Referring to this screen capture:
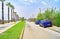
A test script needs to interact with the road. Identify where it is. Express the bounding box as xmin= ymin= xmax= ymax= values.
xmin=22 ymin=21 xmax=60 ymax=39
